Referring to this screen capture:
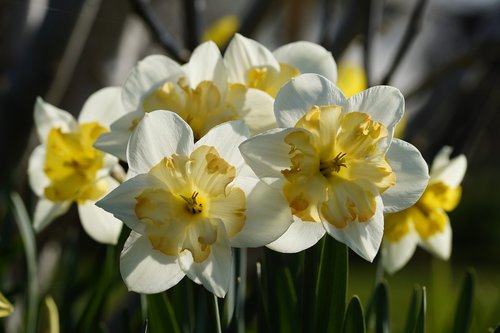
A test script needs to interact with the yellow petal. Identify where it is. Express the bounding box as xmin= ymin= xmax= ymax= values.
xmin=384 ymin=209 xmax=412 ymax=242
